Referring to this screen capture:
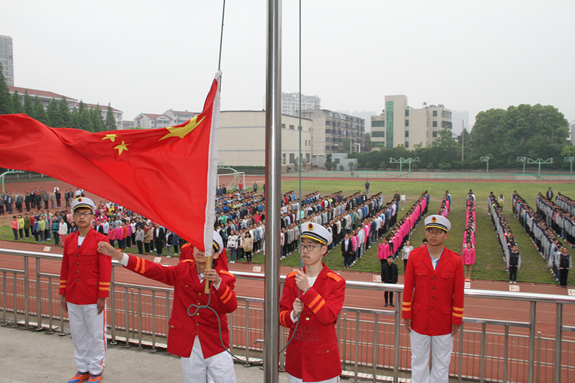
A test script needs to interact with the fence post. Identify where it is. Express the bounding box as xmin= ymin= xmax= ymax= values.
xmin=354 ymin=311 xmax=360 ymax=382
xmin=372 ymin=314 xmax=378 ymax=383
xmin=528 ymin=301 xmax=537 ymax=383
xmin=458 ymin=323 xmax=464 ymax=383
xmin=36 ymin=257 xmax=42 ymax=331
xmin=555 ymin=303 xmax=562 ymax=383
xmin=503 ymin=325 xmax=509 ymax=383
xmin=24 ymin=256 xmax=30 ymax=328
xmin=110 ymin=267 xmax=116 ymax=345
xmin=394 ymin=292 xmax=401 ymax=383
